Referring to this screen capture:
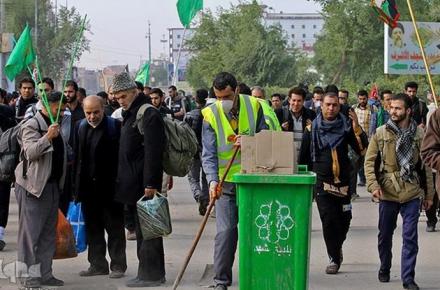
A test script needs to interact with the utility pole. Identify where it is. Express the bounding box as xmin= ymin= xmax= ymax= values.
xmin=34 ymin=0 xmax=38 ymax=46
xmin=148 ymin=20 xmax=151 ymax=64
